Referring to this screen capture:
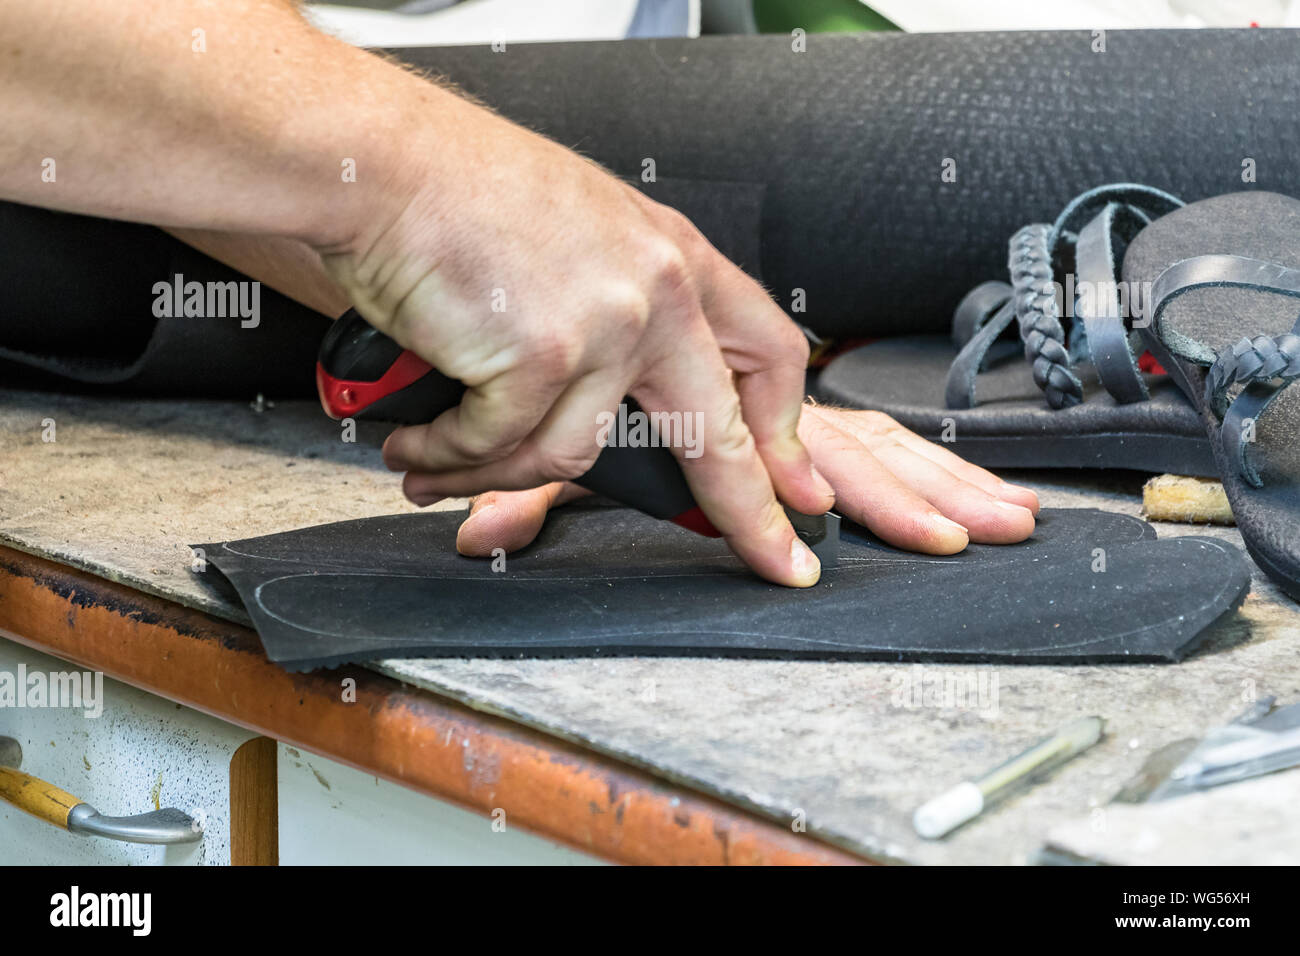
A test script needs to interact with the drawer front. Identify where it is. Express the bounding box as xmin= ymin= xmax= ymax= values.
xmin=3 ymin=637 xmax=606 ymax=864
xmin=0 ymin=636 xmax=256 ymax=865
xmin=278 ymin=745 xmax=605 ymax=865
